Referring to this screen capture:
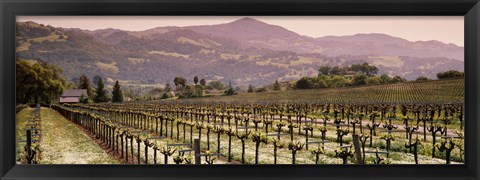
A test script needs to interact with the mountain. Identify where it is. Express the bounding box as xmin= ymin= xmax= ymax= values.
xmin=187 ymin=17 xmax=300 ymax=40
xmin=15 ymin=19 xmax=464 ymax=87
xmin=81 ymin=18 xmax=464 ymax=61
xmin=315 ymin=33 xmax=463 ymax=60
xmin=186 ymin=18 xmax=324 ymax=54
